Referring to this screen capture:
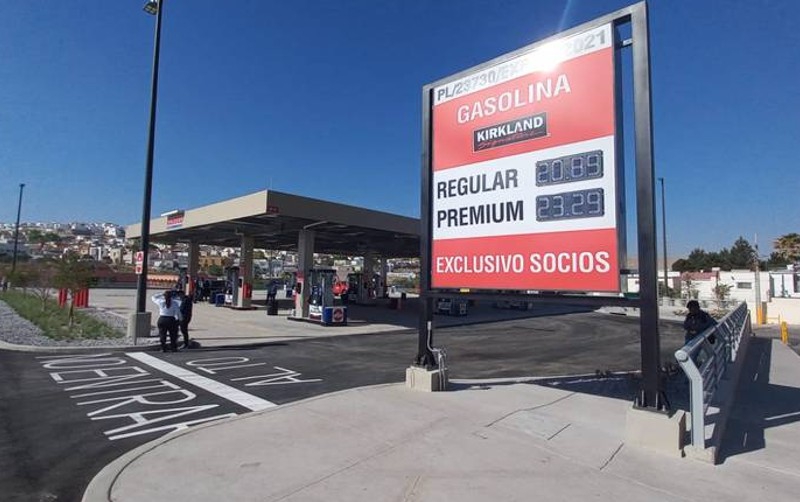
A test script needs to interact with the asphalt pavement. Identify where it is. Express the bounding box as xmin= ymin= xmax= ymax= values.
xmin=84 ymin=331 xmax=800 ymax=502
xmin=0 ymin=308 xmax=687 ymax=501
xmin=3 ymin=291 xmax=797 ymax=502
